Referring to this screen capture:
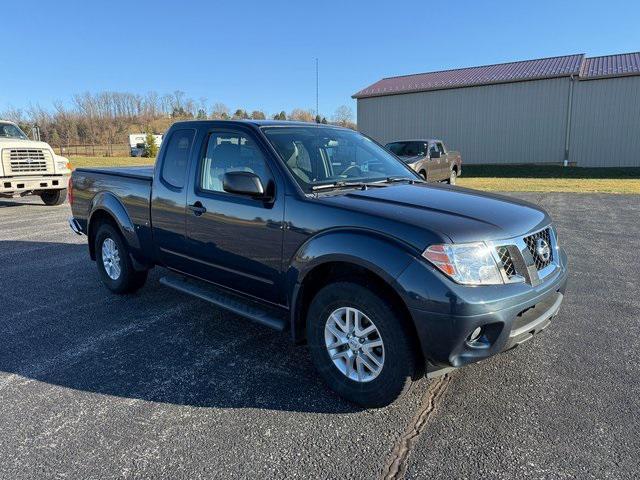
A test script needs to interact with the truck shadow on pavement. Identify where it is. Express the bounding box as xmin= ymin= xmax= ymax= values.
xmin=0 ymin=199 xmax=48 ymax=208
xmin=0 ymin=240 xmax=361 ymax=414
